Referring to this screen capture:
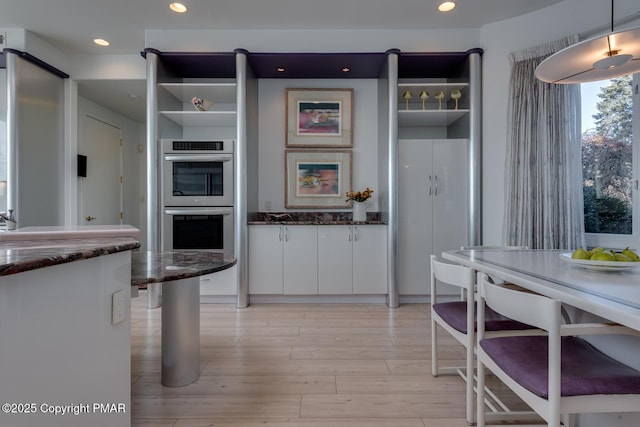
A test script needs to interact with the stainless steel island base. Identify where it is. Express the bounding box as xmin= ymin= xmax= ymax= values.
xmin=161 ymin=277 xmax=200 ymax=387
